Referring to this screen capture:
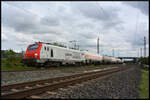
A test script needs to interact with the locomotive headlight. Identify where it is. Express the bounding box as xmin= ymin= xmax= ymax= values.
xmin=35 ymin=53 xmax=38 ymax=56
